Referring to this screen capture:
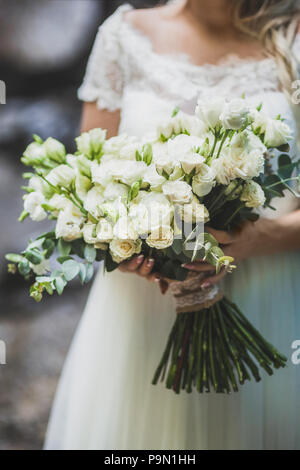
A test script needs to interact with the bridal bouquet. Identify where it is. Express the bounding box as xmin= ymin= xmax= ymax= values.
xmin=7 ymin=96 xmax=300 ymax=393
